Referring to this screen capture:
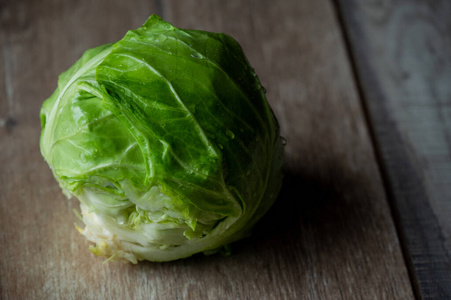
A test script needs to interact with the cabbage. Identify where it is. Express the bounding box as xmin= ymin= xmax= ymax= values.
xmin=40 ymin=15 xmax=283 ymax=263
